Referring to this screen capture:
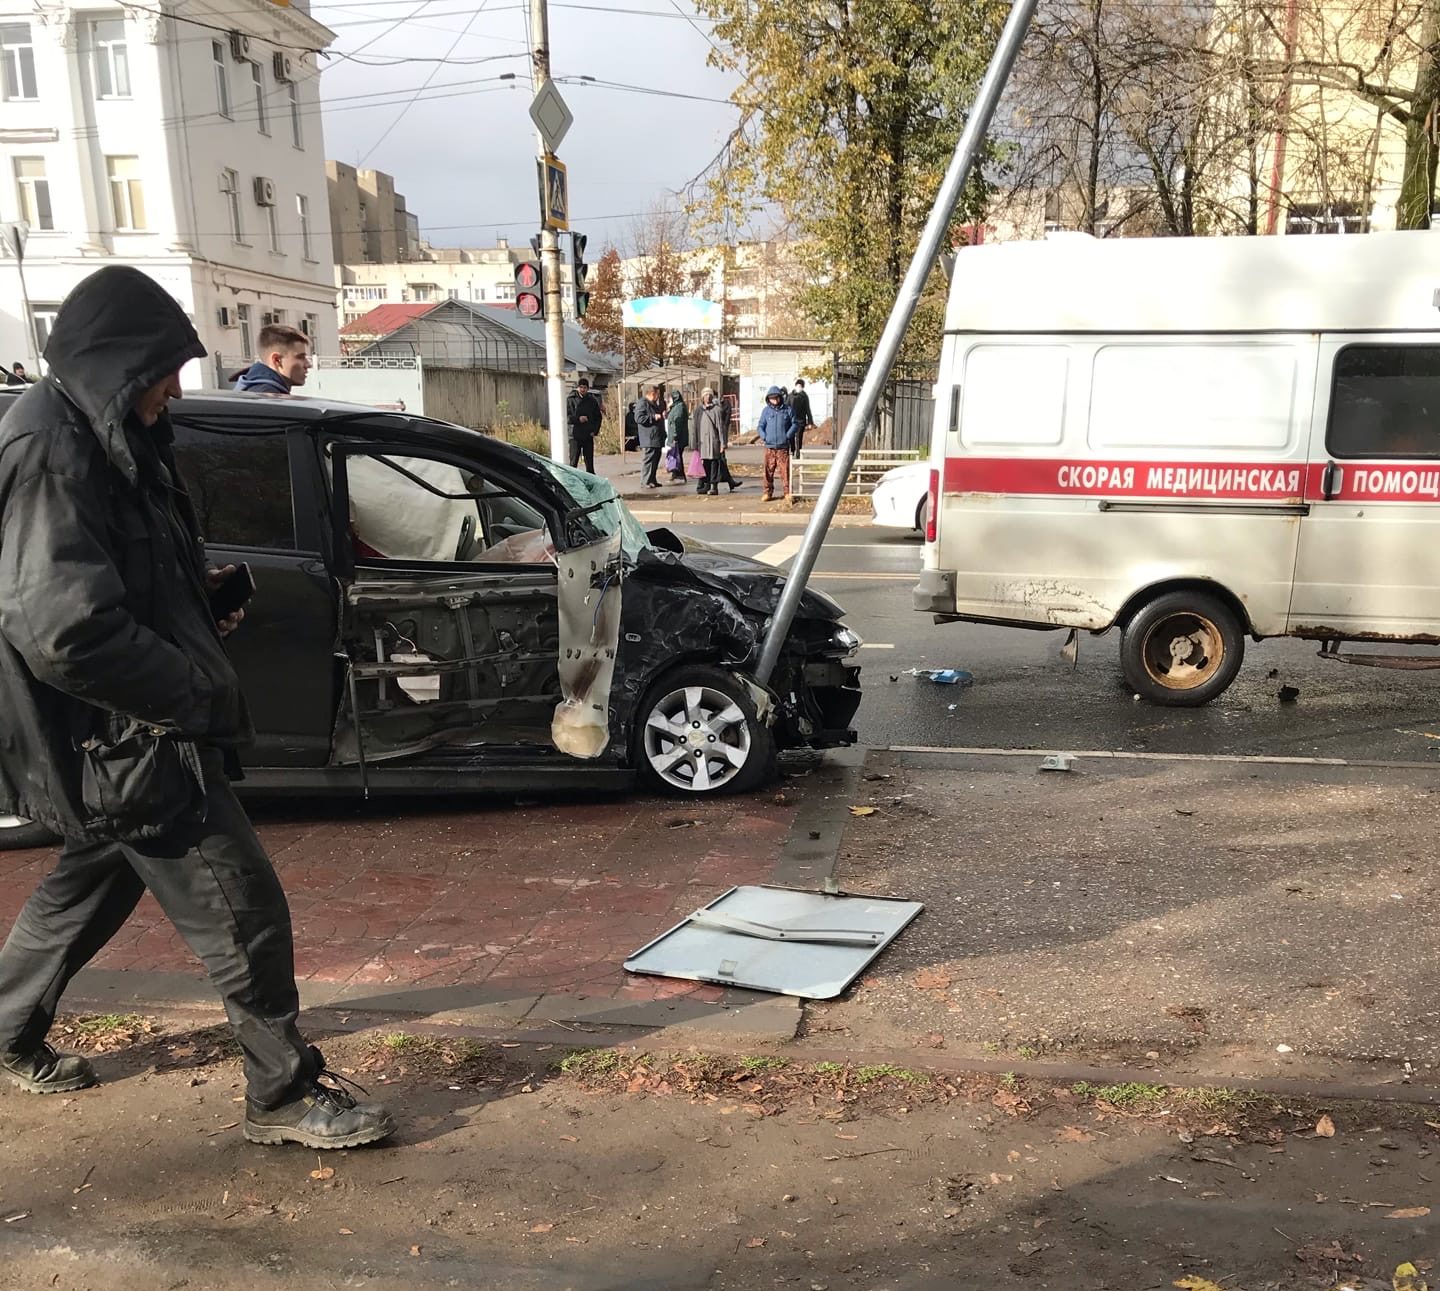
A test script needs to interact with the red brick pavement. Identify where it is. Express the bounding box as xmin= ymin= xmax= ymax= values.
xmin=0 ymin=796 xmax=797 ymax=1006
